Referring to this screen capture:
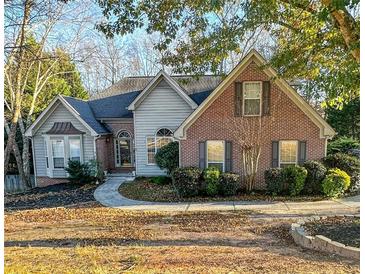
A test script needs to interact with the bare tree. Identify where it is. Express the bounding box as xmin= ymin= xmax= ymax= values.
xmin=4 ymin=0 xmax=88 ymax=185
